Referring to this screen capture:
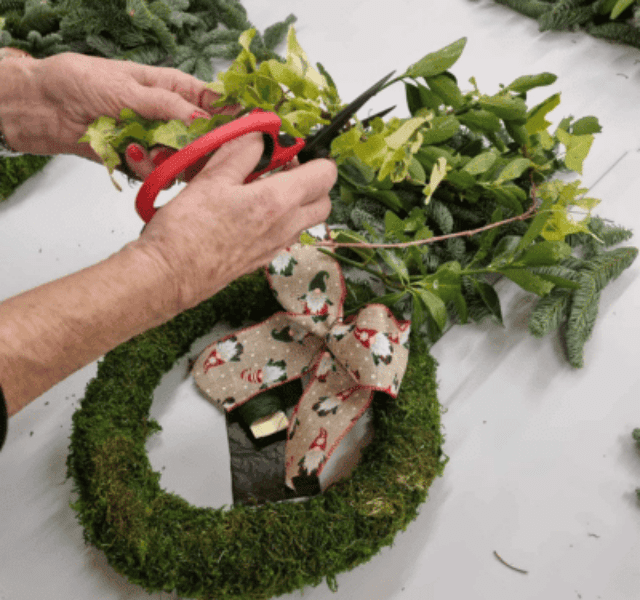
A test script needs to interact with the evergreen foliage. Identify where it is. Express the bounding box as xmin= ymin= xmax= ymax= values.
xmin=0 ymin=154 xmax=53 ymax=203
xmin=528 ymin=228 xmax=638 ymax=366
xmin=67 ymin=269 xmax=445 ymax=599
xmin=495 ymin=0 xmax=640 ymax=49
xmin=0 ymin=0 xmax=295 ymax=73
